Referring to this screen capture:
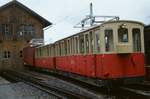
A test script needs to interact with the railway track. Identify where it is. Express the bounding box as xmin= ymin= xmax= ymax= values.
xmin=1 ymin=70 xmax=105 ymax=99
xmin=1 ymin=71 xmax=67 ymax=99
xmin=119 ymin=83 xmax=150 ymax=99
xmin=27 ymin=69 xmax=150 ymax=99
xmin=2 ymin=69 xmax=150 ymax=99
